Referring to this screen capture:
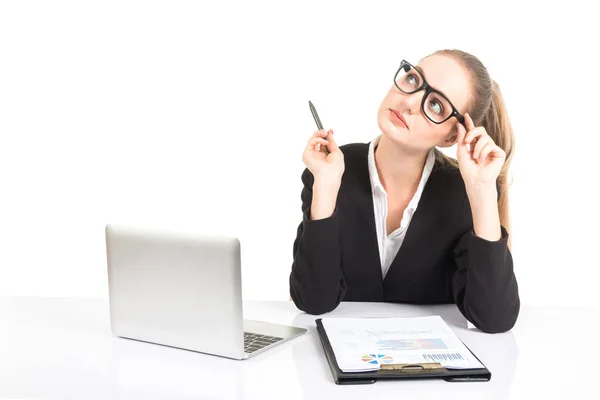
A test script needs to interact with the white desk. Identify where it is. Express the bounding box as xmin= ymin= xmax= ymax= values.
xmin=0 ymin=298 xmax=598 ymax=399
